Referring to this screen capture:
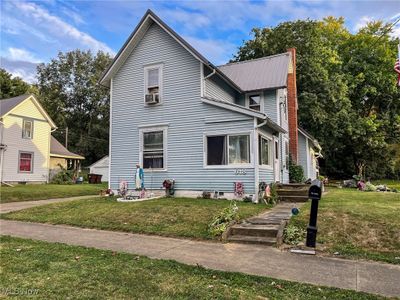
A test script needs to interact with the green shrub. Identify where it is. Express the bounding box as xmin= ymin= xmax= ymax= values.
xmin=208 ymin=201 xmax=239 ymax=236
xmin=365 ymin=182 xmax=377 ymax=192
xmin=289 ymin=156 xmax=305 ymax=183
xmin=50 ymin=165 xmax=74 ymax=184
xmin=283 ymin=224 xmax=306 ymax=245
